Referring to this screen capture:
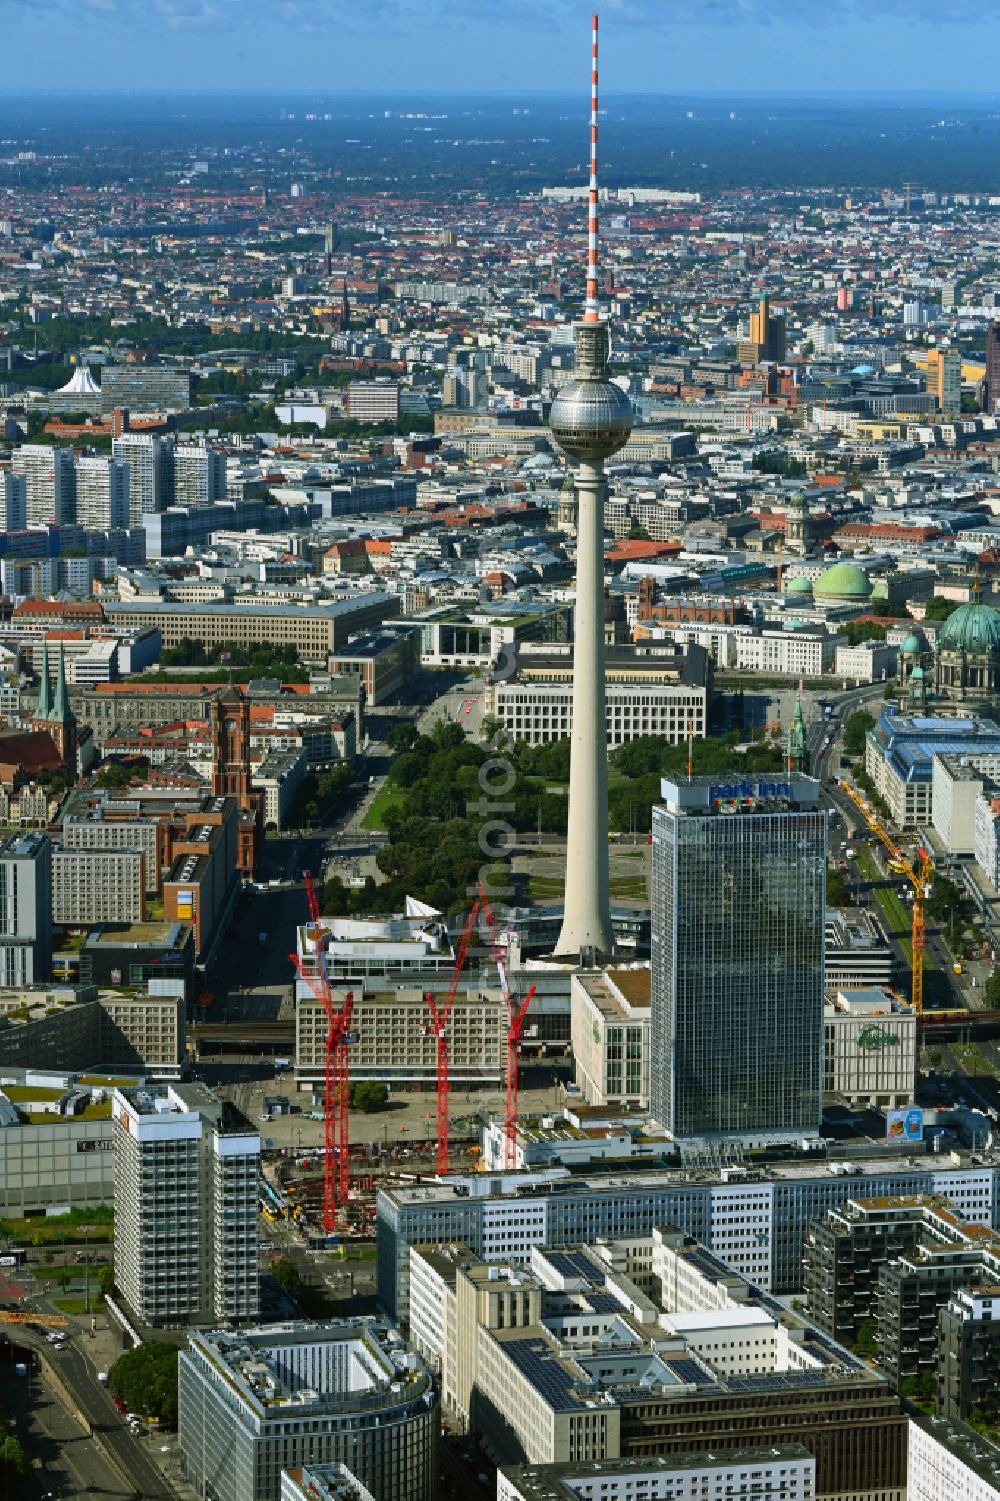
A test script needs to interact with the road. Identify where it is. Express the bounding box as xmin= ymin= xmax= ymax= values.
xmin=9 ymin=1328 xmax=179 ymax=1501
xmin=1 ymin=1352 xmax=134 ymax=1500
